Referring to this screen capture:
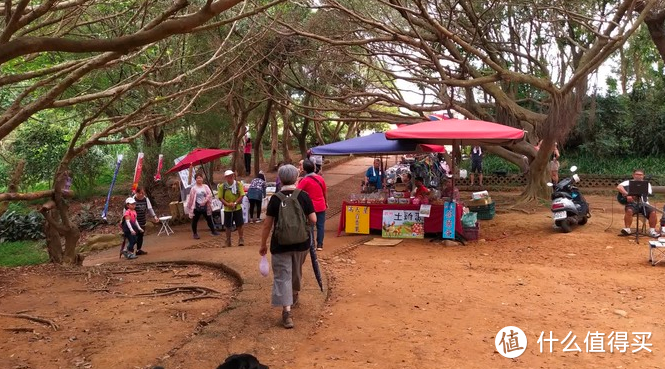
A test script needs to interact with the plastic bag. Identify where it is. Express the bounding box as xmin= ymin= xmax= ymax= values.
xmin=259 ymin=255 xmax=270 ymax=277
xmin=461 ymin=212 xmax=478 ymax=228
